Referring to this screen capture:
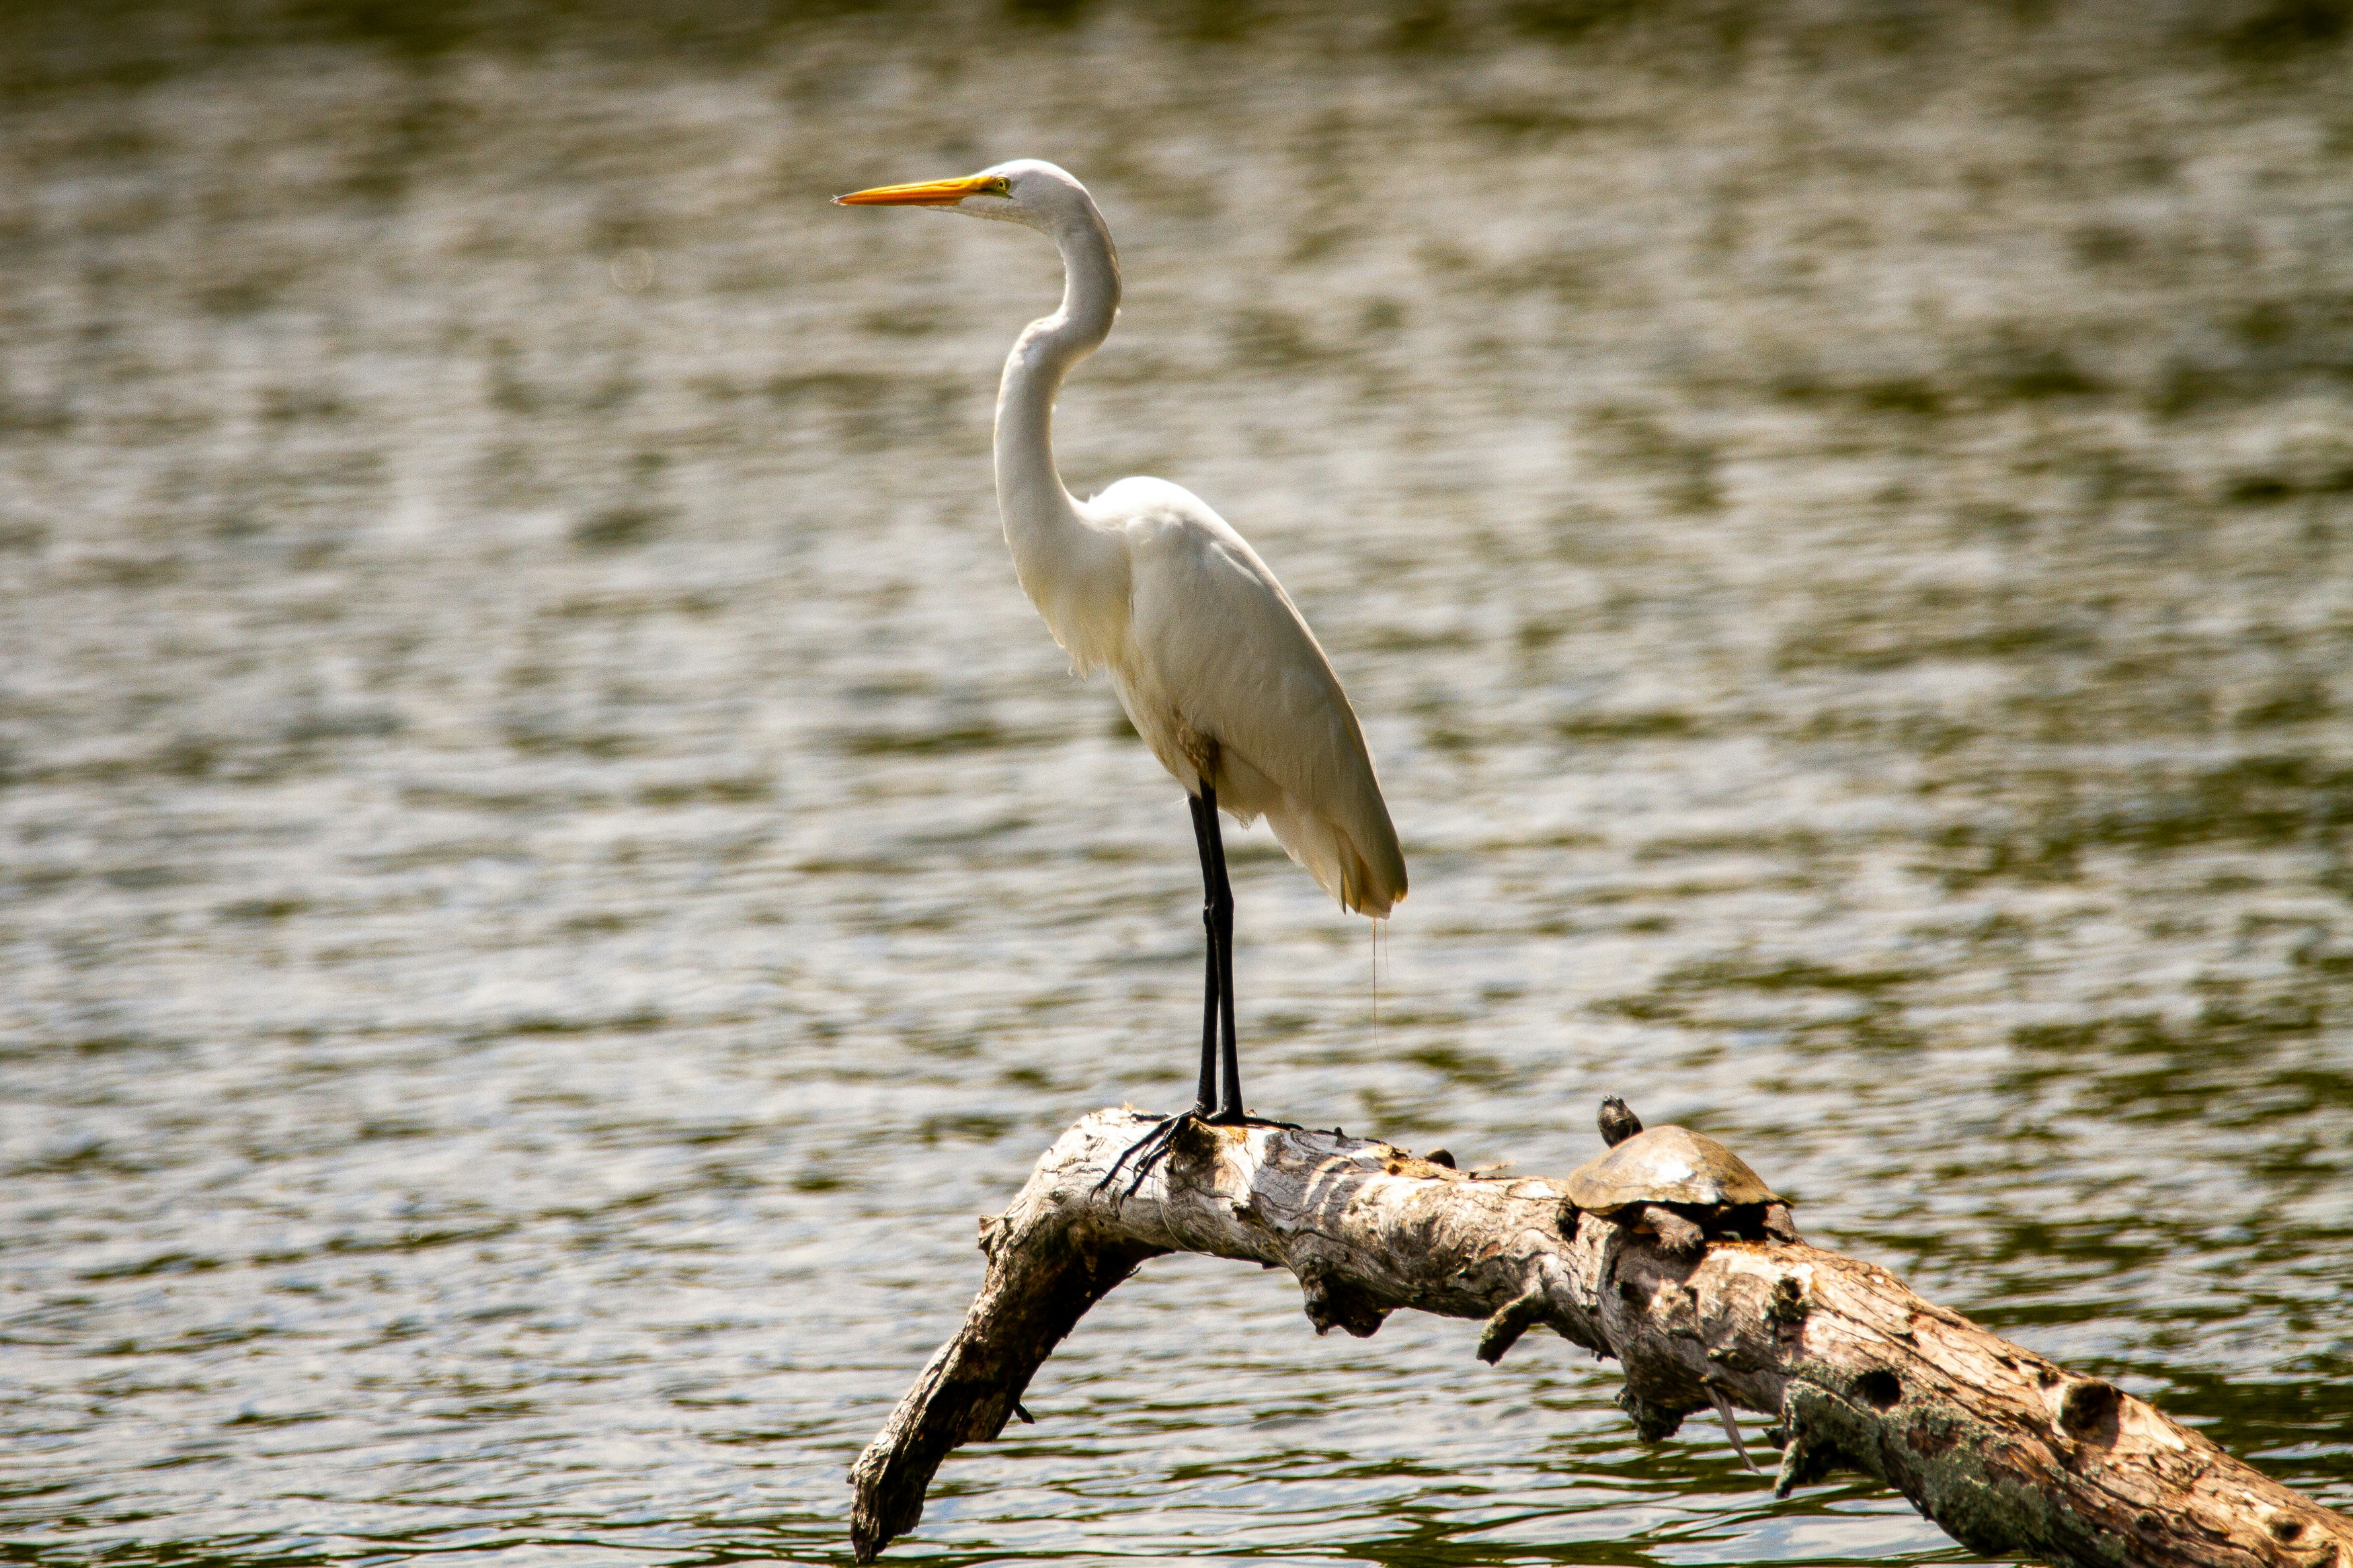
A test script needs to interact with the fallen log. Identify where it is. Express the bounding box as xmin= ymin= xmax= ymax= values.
xmin=850 ymin=1107 xmax=2351 ymax=1568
